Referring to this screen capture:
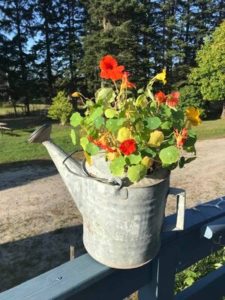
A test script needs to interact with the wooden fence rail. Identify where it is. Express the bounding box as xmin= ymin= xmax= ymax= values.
xmin=0 ymin=197 xmax=225 ymax=300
